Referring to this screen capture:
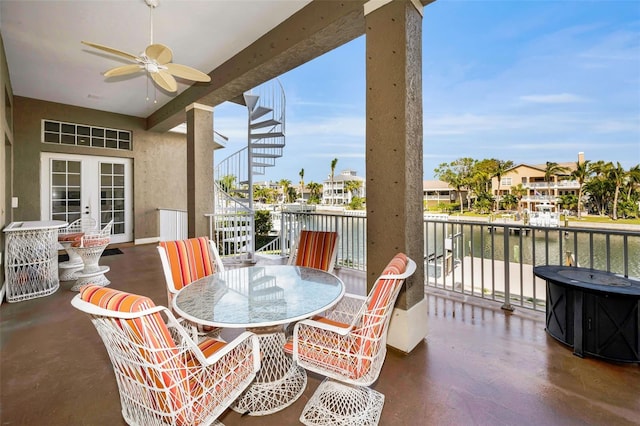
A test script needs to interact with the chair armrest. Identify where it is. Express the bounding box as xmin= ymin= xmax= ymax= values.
xmin=201 ymin=331 xmax=260 ymax=374
xmin=321 ymin=293 xmax=366 ymax=324
xmin=296 ymin=317 xmax=353 ymax=336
